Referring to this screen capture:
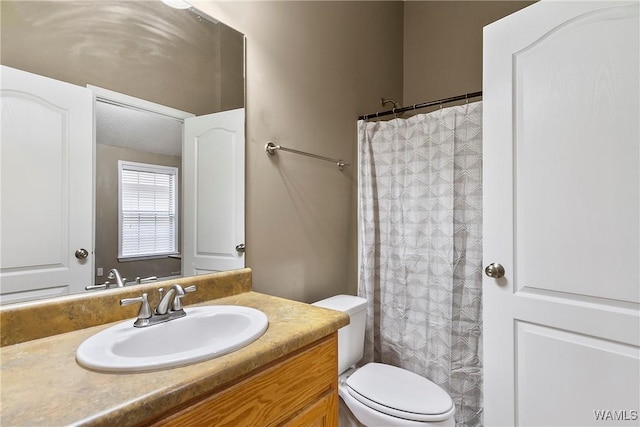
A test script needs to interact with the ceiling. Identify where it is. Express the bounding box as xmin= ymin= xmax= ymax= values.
xmin=96 ymin=101 xmax=182 ymax=157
